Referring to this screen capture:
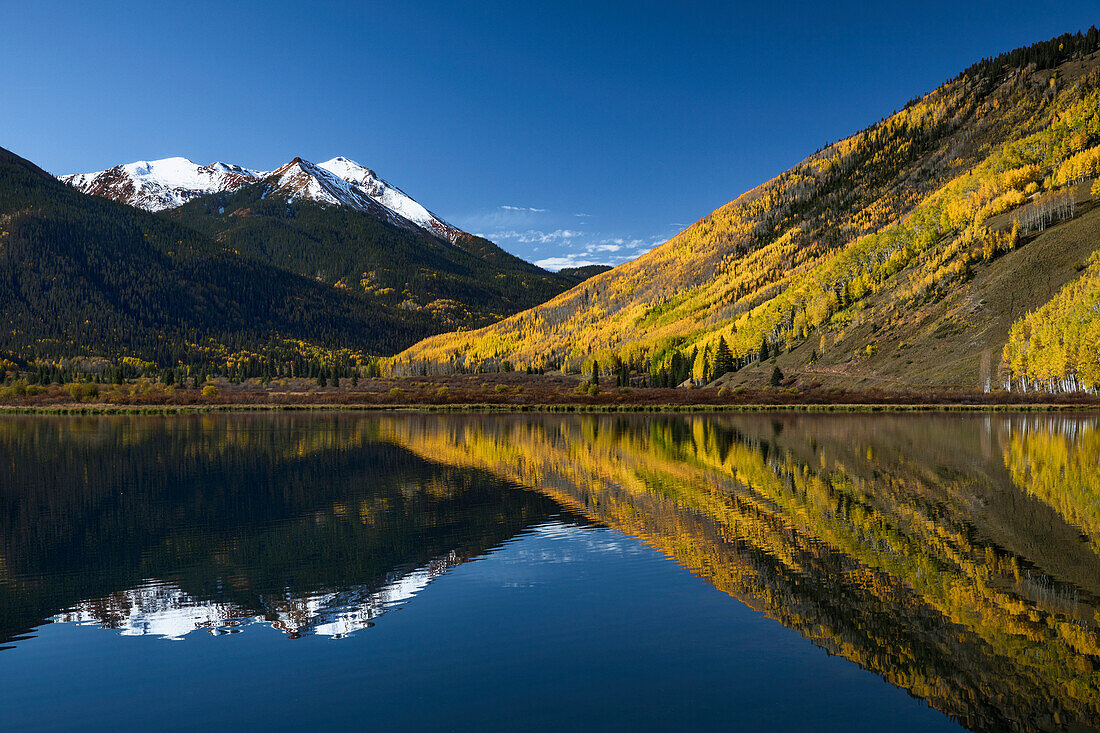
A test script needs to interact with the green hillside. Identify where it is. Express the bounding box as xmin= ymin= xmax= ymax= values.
xmin=392 ymin=30 xmax=1100 ymax=393
xmin=166 ymin=184 xmax=573 ymax=330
